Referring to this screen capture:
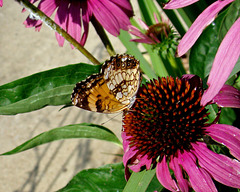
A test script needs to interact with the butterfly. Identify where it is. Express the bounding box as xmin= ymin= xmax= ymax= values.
xmin=71 ymin=54 xmax=141 ymax=113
